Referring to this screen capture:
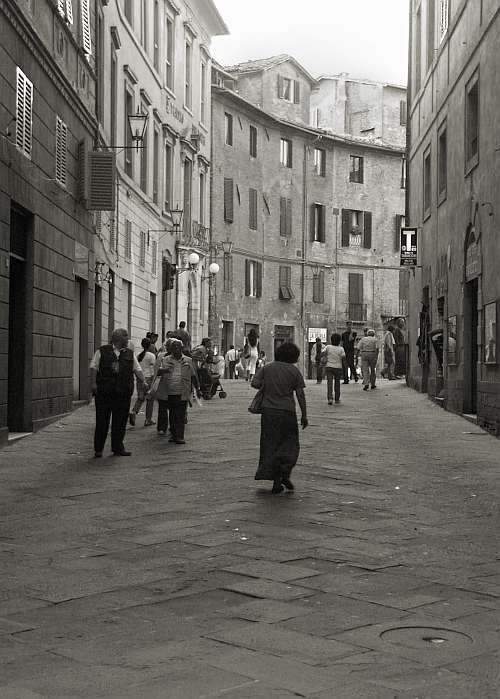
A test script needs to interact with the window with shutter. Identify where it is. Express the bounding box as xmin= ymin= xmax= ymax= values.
xmin=279 ymin=265 xmax=293 ymax=300
xmin=311 ymin=203 xmax=325 ymax=243
xmin=313 ymin=271 xmax=325 ymax=304
xmin=249 ymin=125 xmax=257 ymax=157
xmin=341 ymin=209 xmax=351 ymax=247
xmin=349 ymin=155 xmax=364 ymax=183
xmin=363 ymin=211 xmax=372 ymax=249
xmin=245 ymin=259 xmax=251 ymax=296
xmin=16 ymin=68 xmax=33 ymax=159
xmin=314 ymin=148 xmax=326 ymax=176
xmin=439 ymin=0 xmax=449 ymax=42
xmin=58 ymin=0 xmax=73 ymax=24
xmin=125 ymin=219 xmax=132 ymax=260
xmin=280 ymin=138 xmax=292 ymax=167
xmin=256 ymin=261 xmax=262 ymax=298
xmin=152 ymin=240 xmax=158 ymax=275
xmin=55 ymin=116 xmax=68 ymax=187
xmin=224 ymin=178 xmax=234 ymax=222
xmin=400 ymin=100 xmax=407 ymax=126
xmin=293 ymin=80 xmax=300 ymax=104
xmin=109 ymin=214 xmax=116 ymax=252
xmin=81 ymin=0 xmax=92 ymax=55
xmin=225 ymin=113 xmax=233 ymax=145
xmin=286 ymin=199 xmax=292 ymax=237
xmin=249 ymin=188 xmax=258 ymax=230
xmin=223 ymin=252 xmax=233 ymax=293
xmin=280 ymin=197 xmax=287 ymax=237
xmin=348 ymin=273 xmax=364 ymax=321
xmin=139 ymin=231 xmax=146 ymax=267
